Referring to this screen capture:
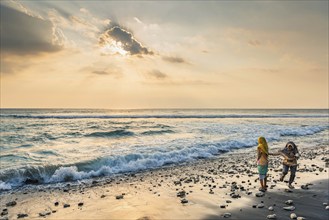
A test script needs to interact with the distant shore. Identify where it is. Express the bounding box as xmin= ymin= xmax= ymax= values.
xmin=1 ymin=145 xmax=328 ymax=220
